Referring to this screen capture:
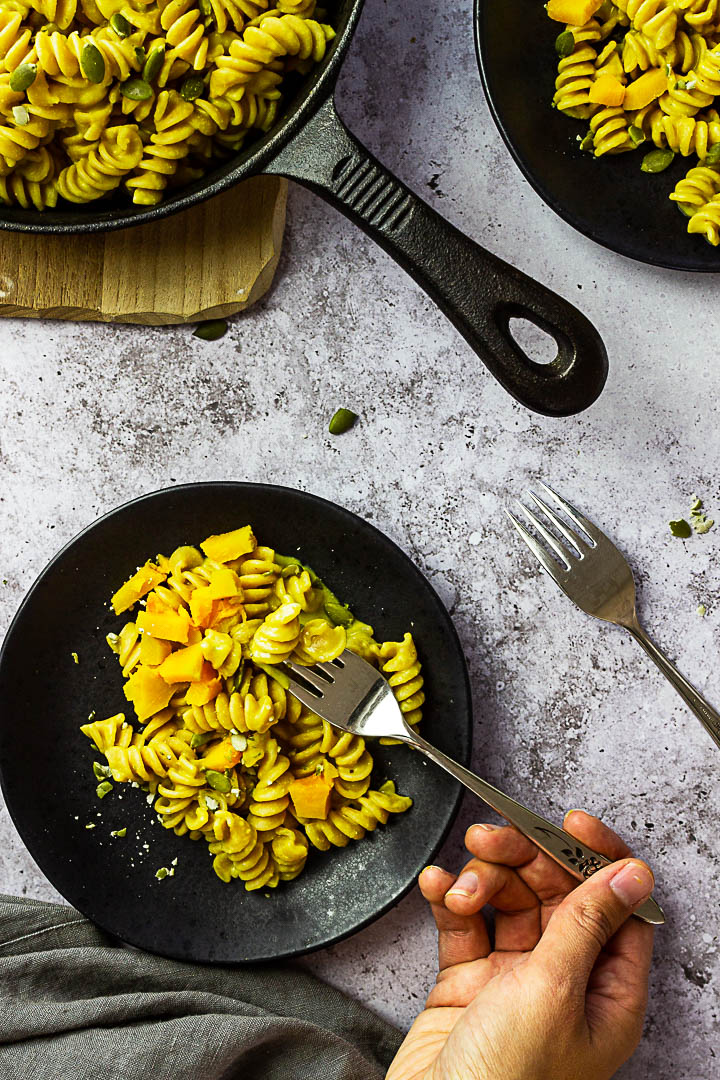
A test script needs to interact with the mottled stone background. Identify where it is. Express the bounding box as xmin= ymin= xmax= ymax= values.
xmin=1 ymin=0 xmax=719 ymax=1075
